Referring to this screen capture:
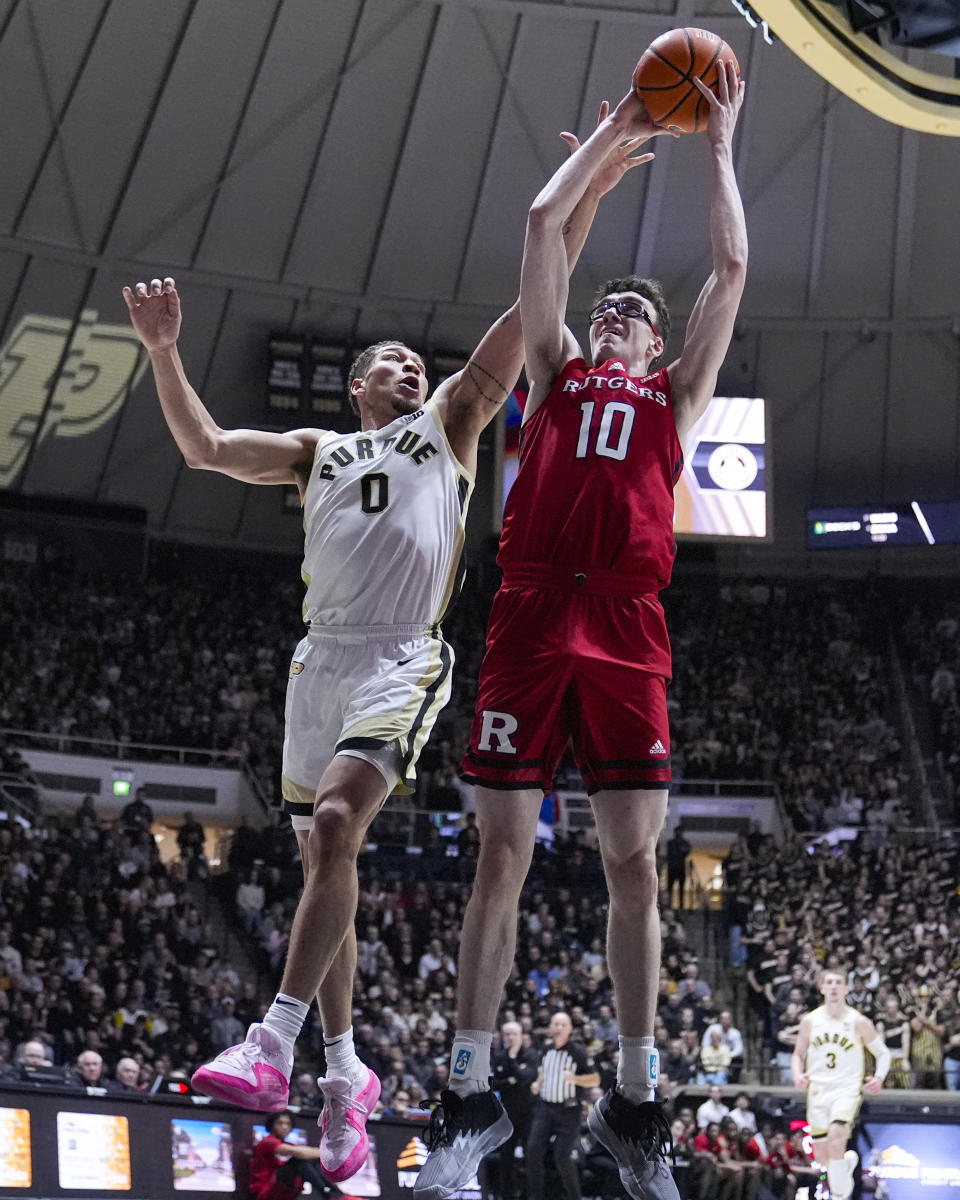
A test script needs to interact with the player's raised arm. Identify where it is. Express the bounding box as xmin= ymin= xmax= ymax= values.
xmin=791 ymin=1014 xmax=812 ymax=1089
xmin=438 ymin=114 xmax=659 ymax=464
xmin=123 ymin=278 xmax=319 ymax=490
xmin=667 ymin=60 xmax=747 ymax=442
xmin=520 ymin=92 xmax=667 ymax=412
